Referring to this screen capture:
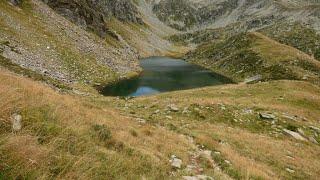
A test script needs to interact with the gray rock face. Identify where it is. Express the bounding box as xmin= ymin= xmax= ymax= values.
xmin=42 ymin=0 xmax=143 ymax=37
